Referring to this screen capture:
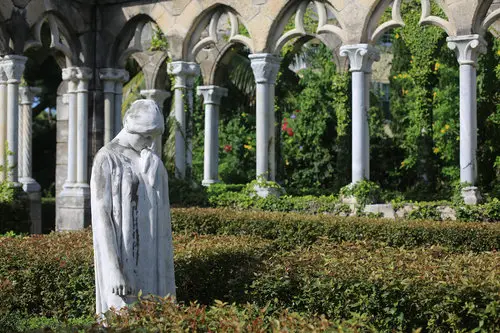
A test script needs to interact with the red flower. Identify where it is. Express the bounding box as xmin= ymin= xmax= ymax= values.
xmin=295 ymin=109 xmax=301 ymax=113
xmin=223 ymin=144 xmax=232 ymax=153
xmin=286 ymin=128 xmax=294 ymax=136
xmin=281 ymin=122 xmax=288 ymax=131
